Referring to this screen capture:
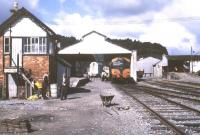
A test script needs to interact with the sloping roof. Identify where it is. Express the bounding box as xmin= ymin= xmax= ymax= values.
xmin=138 ymin=56 xmax=160 ymax=62
xmin=0 ymin=7 xmax=56 ymax=37
xmin=82 ymin=31 xmax=106 ymax=38
xmin=137 ymin=57 xmax=160 ymax=69
xmin=59 ymin=31 xmax=132 ymax=54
